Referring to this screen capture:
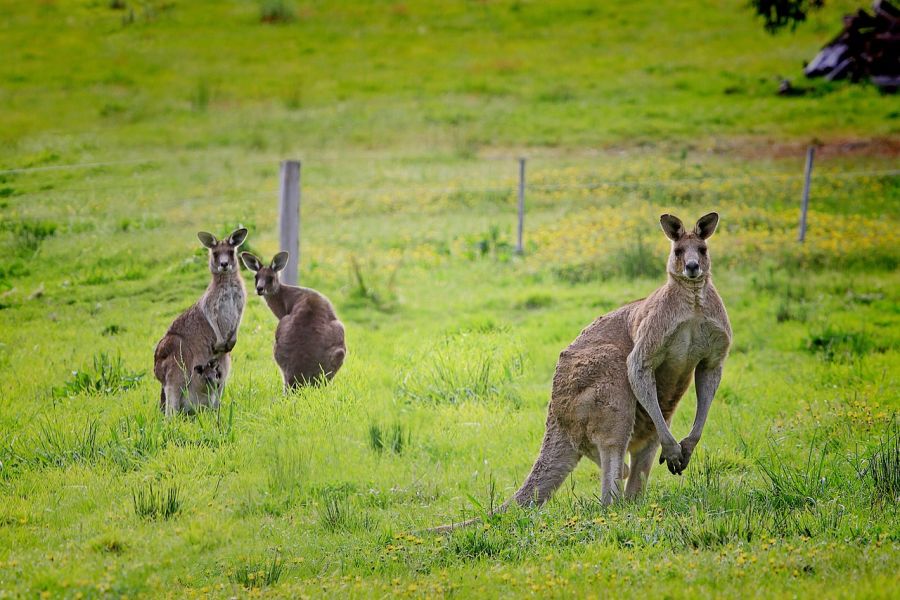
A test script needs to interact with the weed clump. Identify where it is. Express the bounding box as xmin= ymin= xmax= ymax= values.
xmin=368 ymin=422 xmax=409 ymax=455
xmin=0 ymin=218 xmax=57 ymax=256
xmin=348 ymin=256 xmax=399 ymax=312
xmin=397 ymin=330 xmax=524 ymax=406
xmin=53 ymin=352 xmax=143 ymax=397
xmin=259 ymin=0 xmax=295 ymax=23
xmin=806 ymin=326 xmax=880 ymax=362
xmin=132 ymin=482 xmax=181 ymax=520
xmin=757 ymin=443 xmax=829 ymax=509
xmin=620 ymin=231 xmax=657 ymax=279
xmin=866 ymin=423 xmax=900 ymax=502
xmin=31 ymin=419 xmax=103 ymax=469
xmin=517 ymin=293 xmax=553 ymax=310
xmin=318 ymin=495 xmax=374 ymax=532
xmin=230 ymin=554 xmax=283 ymax=588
